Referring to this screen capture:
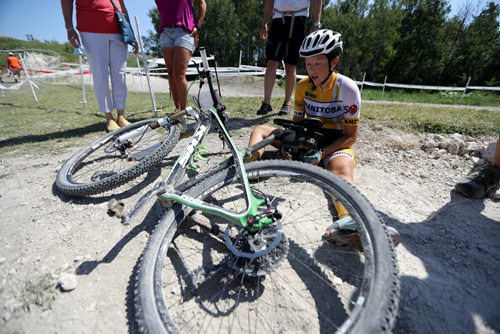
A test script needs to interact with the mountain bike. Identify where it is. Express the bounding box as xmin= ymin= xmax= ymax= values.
xmin=129 ymin=48 xmax=400 ymax=333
